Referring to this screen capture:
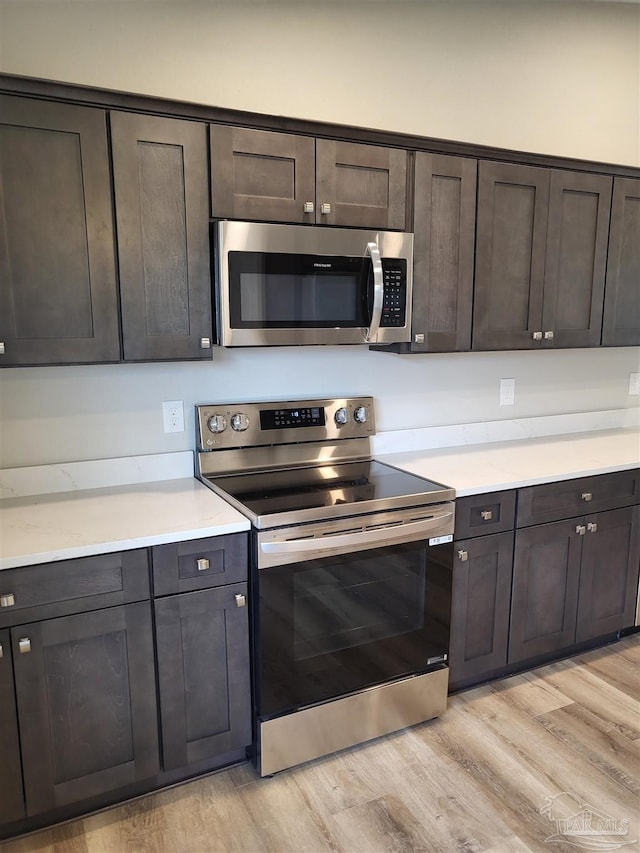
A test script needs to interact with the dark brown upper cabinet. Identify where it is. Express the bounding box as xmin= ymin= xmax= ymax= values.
xmin=0 ymin=96 xmax=120 ymax=366
xmin=473 ymin=162 xmax=612 ymax=351
xmin=409 ymin=153 xmax=477 ymax=352
xmin=602 ymin=177 xmax=640 ymax=346
xmin=210 ymin=126 xmax=408 ymax=230
xmin=111 ymin=112 xmax=212 ymax=361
